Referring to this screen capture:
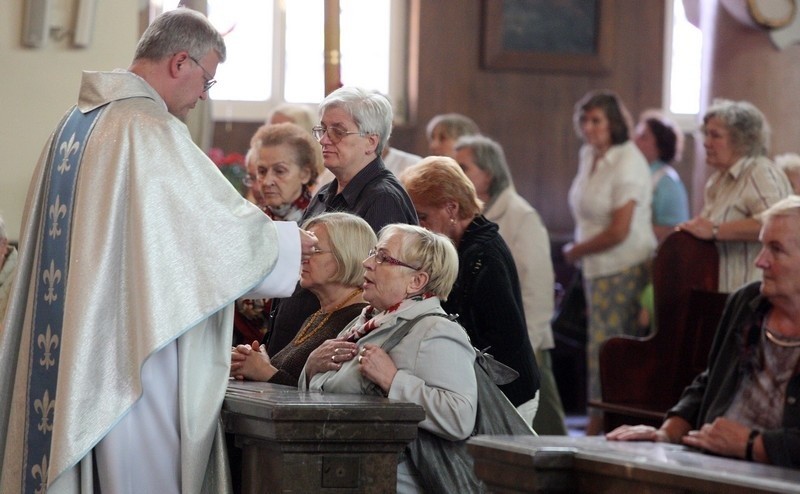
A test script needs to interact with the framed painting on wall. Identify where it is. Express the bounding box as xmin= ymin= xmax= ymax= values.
xmin=481 ymin=0 xmax=613 ymax=74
